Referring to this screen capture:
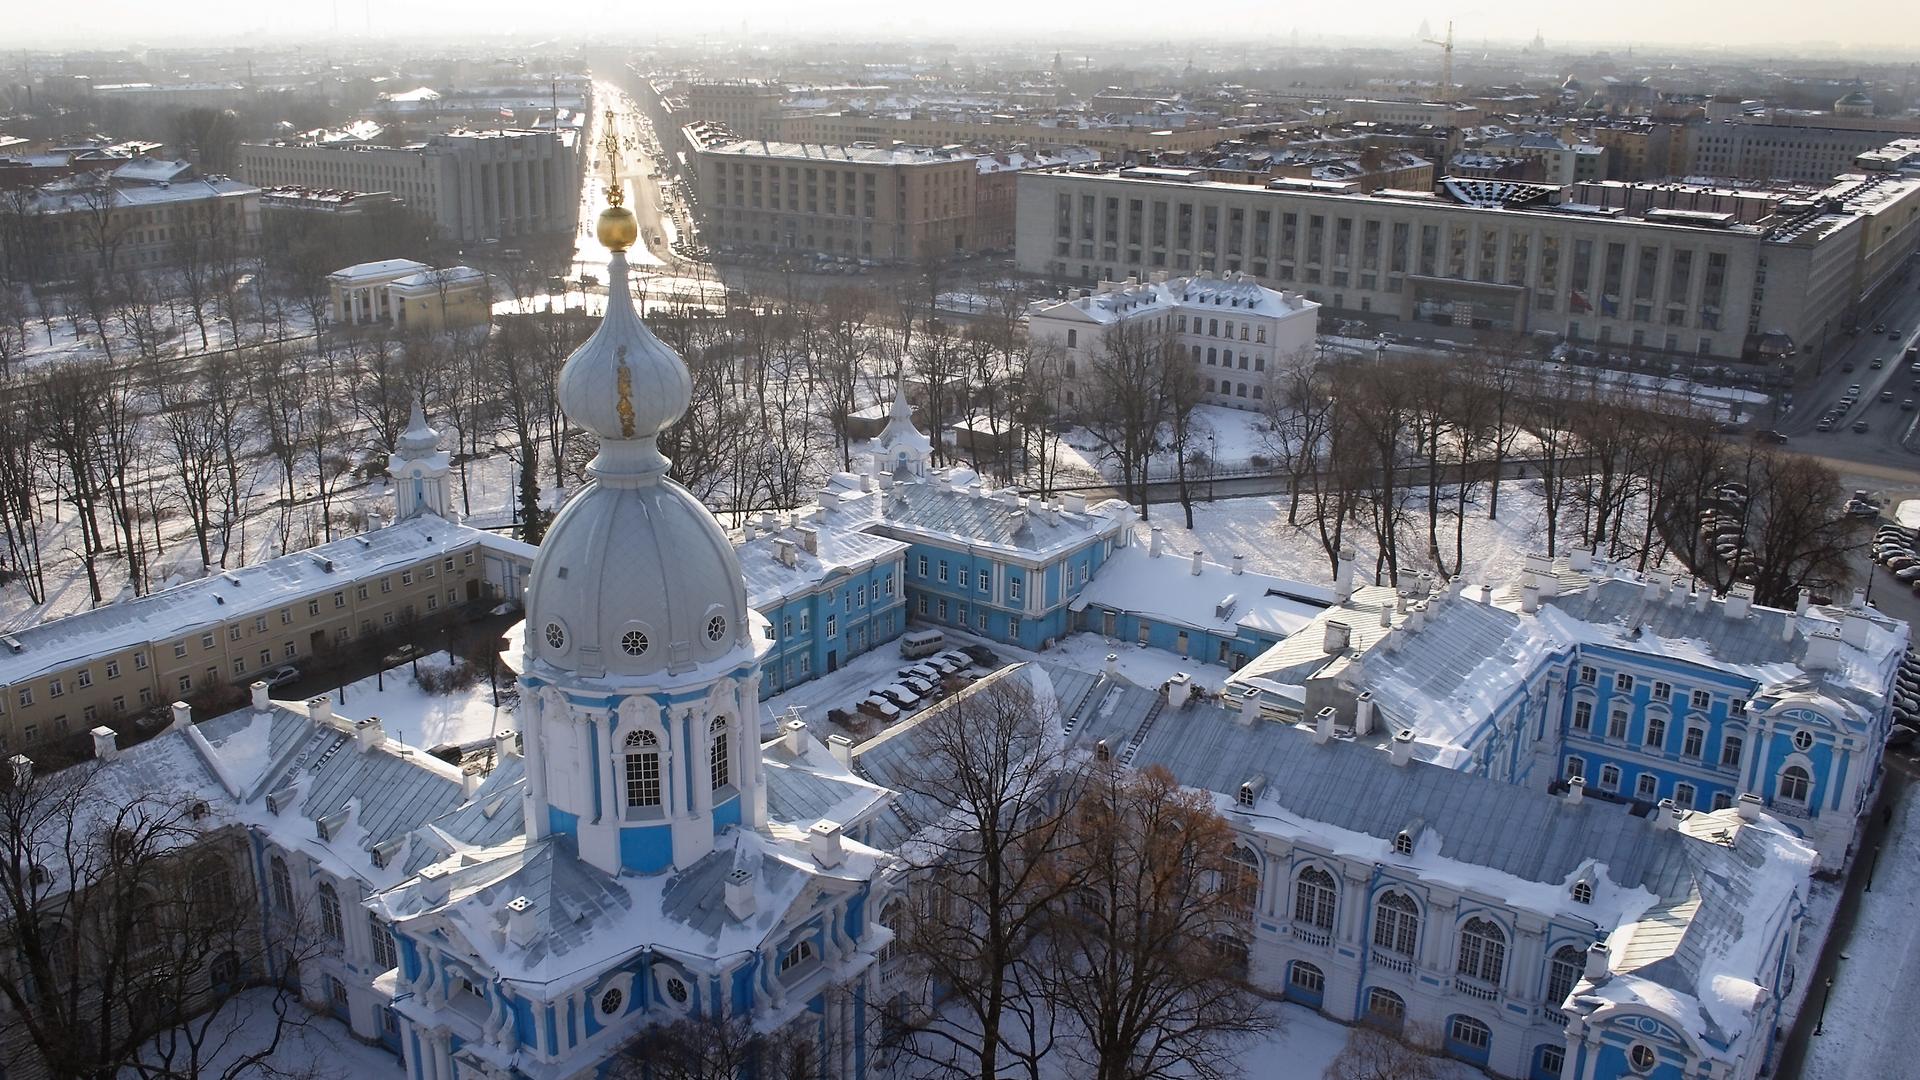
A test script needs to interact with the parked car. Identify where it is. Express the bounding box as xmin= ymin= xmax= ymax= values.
xmin=898 ymin=675 xmax=937 ymax=697
xmin=858 ymin=696 xmax=901 ymax=722
xmin=1818 ymin=417 xmax=1836 ymax=431
xmin=1855 ymin=420 xmax=1871 ymax=433
xmin=263 ymin=665 xmax=301 ymax=689
xmin=1896 ymin=565 xmax=1920 ymax=583
xmin=876 ymin=684 xmax=920 ymax=709
xmin=1848 ymin=384 xmax=1865 ymax=397
xmin=1757 ymin=429 xmax=1790 ymax=443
